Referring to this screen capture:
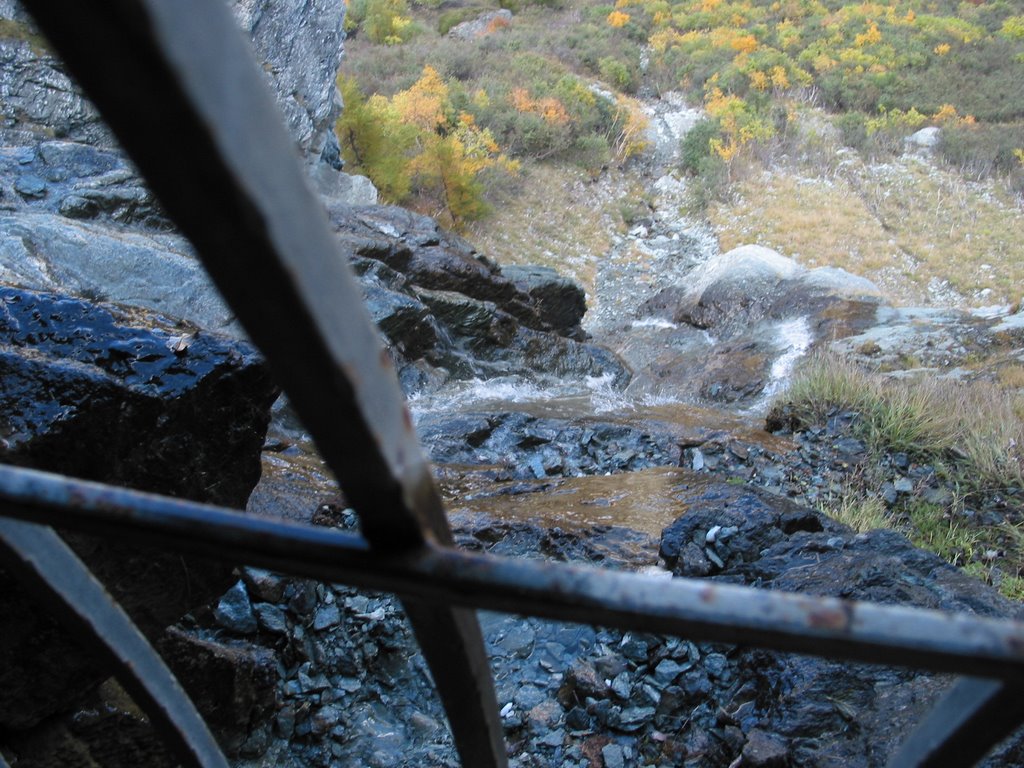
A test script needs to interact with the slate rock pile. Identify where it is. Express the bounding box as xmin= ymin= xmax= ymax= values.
xmin=188 ymin=495 xmax=1024 ymax=768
